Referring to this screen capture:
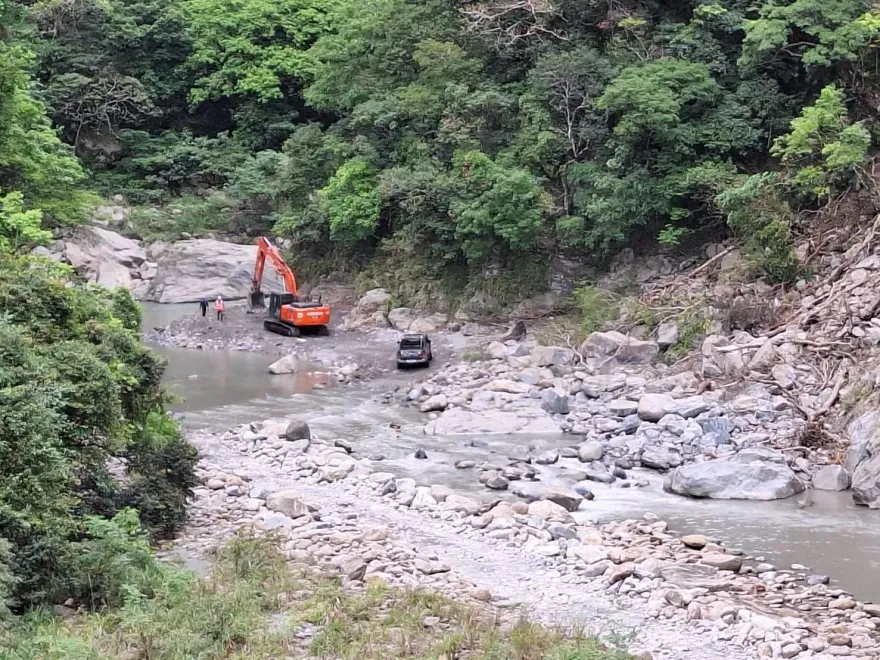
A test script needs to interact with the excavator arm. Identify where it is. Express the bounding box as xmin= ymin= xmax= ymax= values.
xmin=253 ymin=236 xmax=298 ymax=296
